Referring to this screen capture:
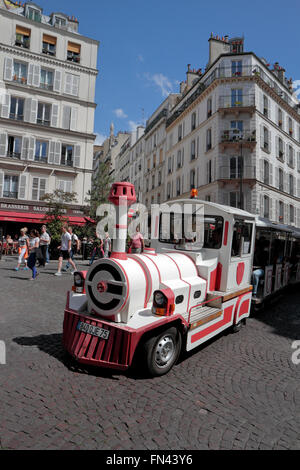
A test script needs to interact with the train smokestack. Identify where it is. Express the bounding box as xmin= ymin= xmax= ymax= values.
xmin=108 ymin=182 xmax=136 ymax=259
